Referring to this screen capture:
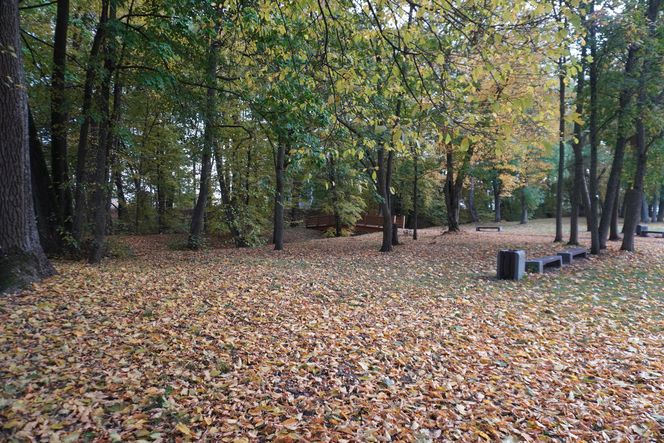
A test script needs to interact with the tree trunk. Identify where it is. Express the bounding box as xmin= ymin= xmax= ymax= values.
xmin=588 ymin=5 xmax=600 ymax=255
xmin=444 ymin=142 xmax=474 ymax=232
xmin=650 ymin=195 xmax=657 ymax=222
xmin=520 ymin=188 xmax=528 ymax=224
xmin=658 ymin=185 xmax=664 ymax=222
xmin=188 ymin=40 xmax=218 ymax=249
xmin=386 ymin=151 xmax=399 ymax=246
xmin=377 ymin=146 xmax=393 ymax=251
xmin=622 ymin=0 xmax=661 ymax=252
xmin=412 ymin=151 xmax=419 ymax=239
xmin=492 ymin=178 xmax=502 ymax=223
xmin=273 ymin=141 xmax=286 ymax=251
xmin=0 ymin=0 xmax=54 ymax=292
xmin=214 ymin=144 xmax=246 ymax=246
xmin=29 ymin=109 xmax=60 ymax=254
xmin=641 ymin=194 xmax=649 ymax=223
xmin=328 ymin=155 xmax=342 ymax=237
xmin=72 ymin=1 xmax=108 ymax=245
xmin=599 ymin=47 xmax=638 ymax=249
xmin=554 ymin=54 xmax=565 ymax=241
xmin=609 ymin=182 xmax=621 ymax=241
xmin=468 ymin=175 xmax=479 ymax=223
xmin=51 ymin=0 xmax=73 ymax=235
xmin=444 ymin=151 xmax=459 ymax=232
xmin=113 ymin=166 xmax=126 ymax=222
xmin=88 ymin=22 xmax=118 ymax=264
xmin=569 ymin=45 xmax=586 ymax=245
